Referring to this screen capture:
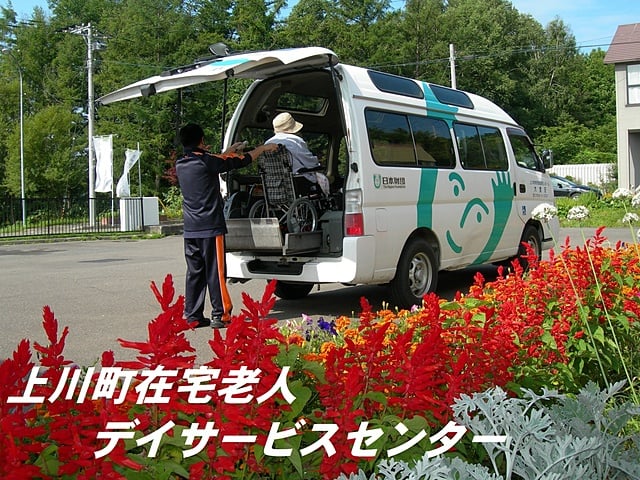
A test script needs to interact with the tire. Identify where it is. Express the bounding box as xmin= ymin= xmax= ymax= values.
xmin=514 ymin=224 xmax=542 ymax=271
xmin=390 ymin=238 xmax=438 ymax=309
xmin=248 ymin=199 xmax=268 ymax=218
xmin=224 ymin=191 xmax=250 ymax=219
xmin=274 ymin=281 xmax=314 ymax=300
xmin=286 ymin=198 xmax=318 ymax=233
